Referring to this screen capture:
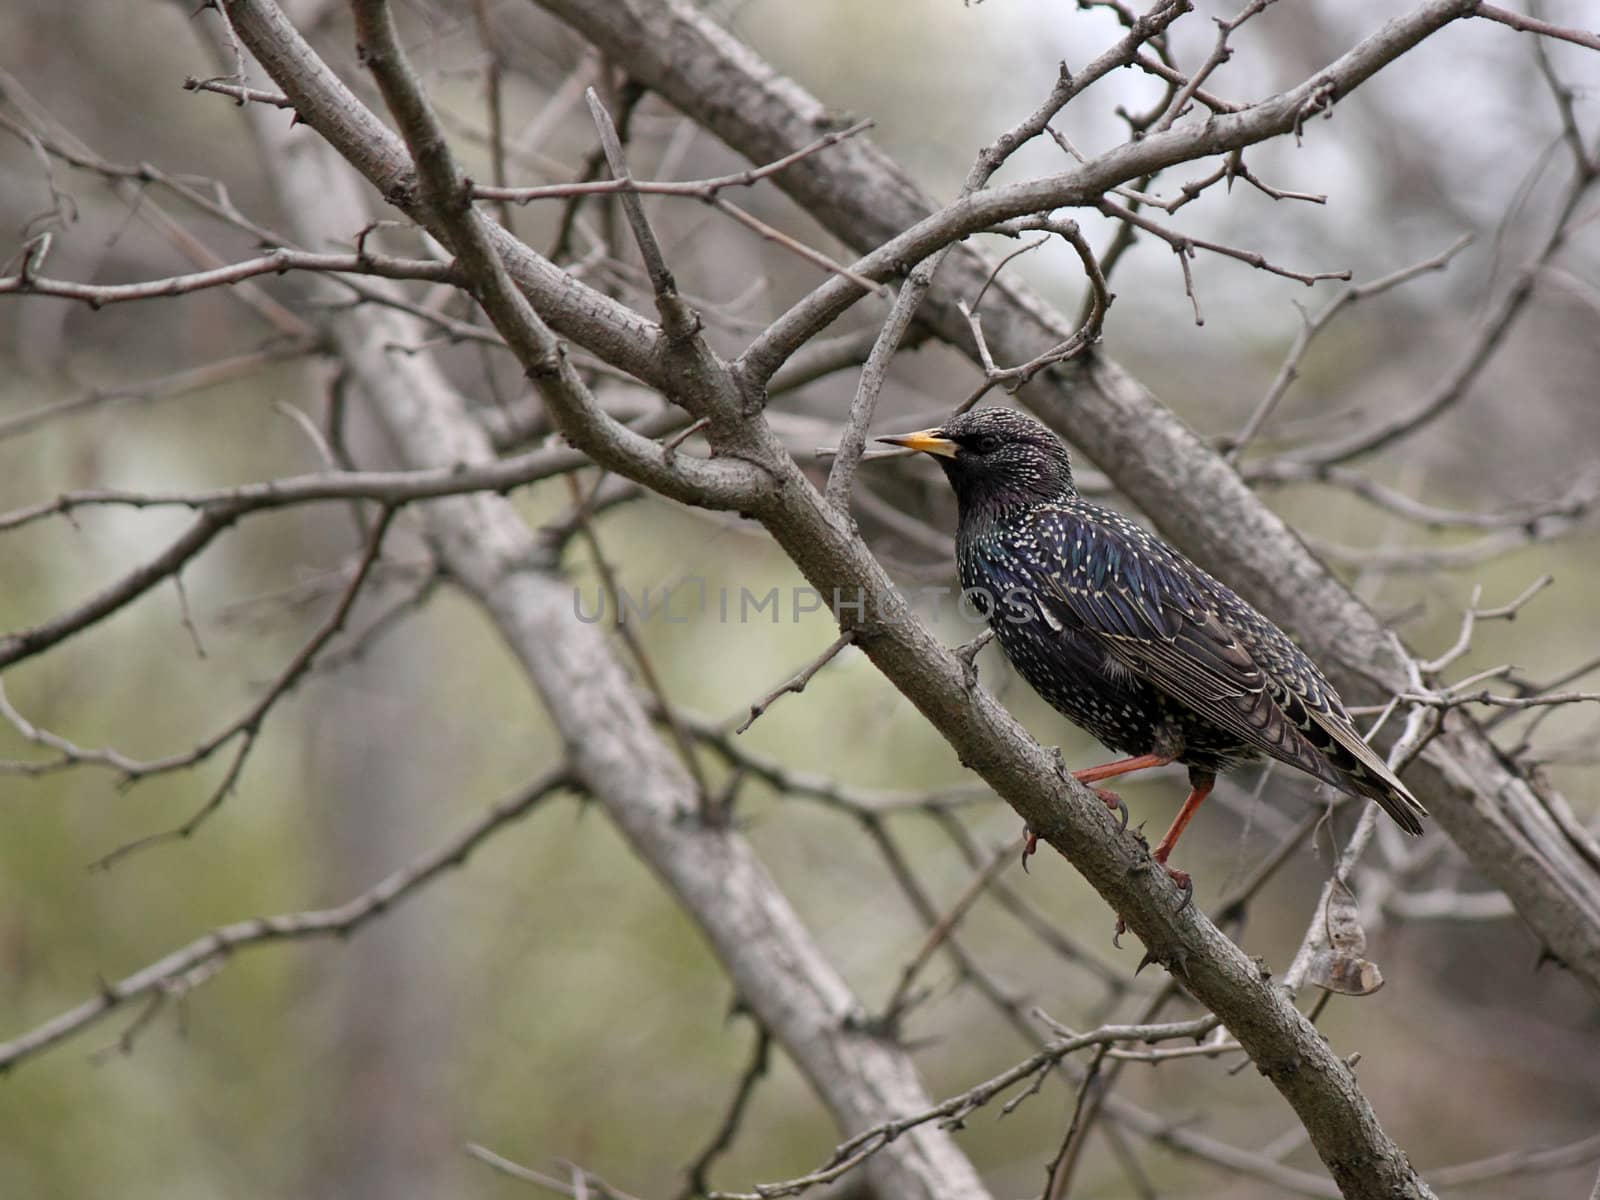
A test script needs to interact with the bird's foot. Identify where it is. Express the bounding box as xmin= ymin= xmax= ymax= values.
xmin=1111 ymin=856 xmax=1194 ymax=948
xmin=1153 ymin=847 xmax=1193 ymax=911
xmin=1094 ymin=787 xmax=1129 ymax=831
xmin=1020 ymin=825 xmax=1039 ymax=873
xmin=954 ymin=629 xmax=994 ymax=689
xmin=1166 ymin=863 xmax=1194 ymax=912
